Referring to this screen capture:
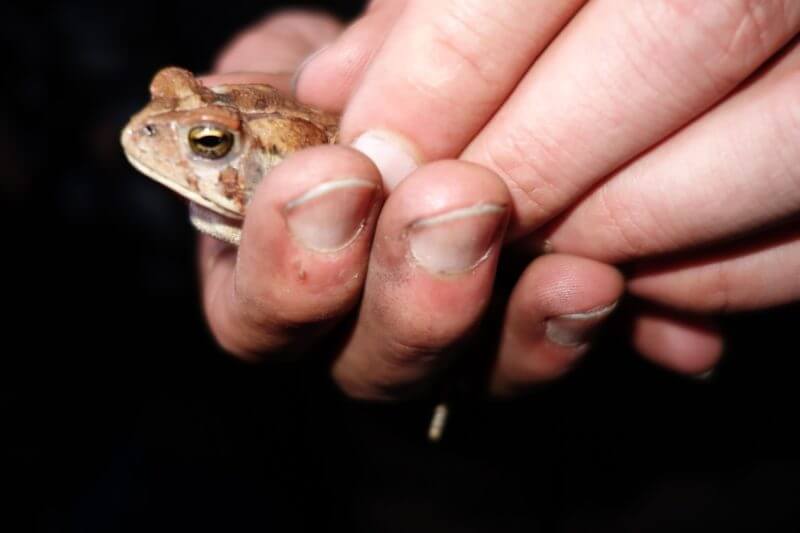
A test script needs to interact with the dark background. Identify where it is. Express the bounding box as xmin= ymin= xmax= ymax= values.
xmin=5 ymin=1 xmax=799 ymax=531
